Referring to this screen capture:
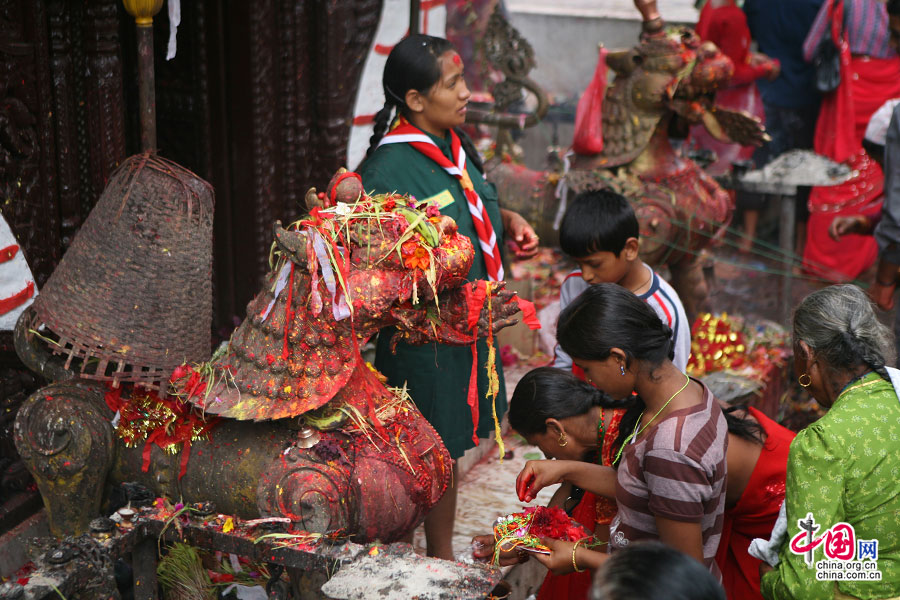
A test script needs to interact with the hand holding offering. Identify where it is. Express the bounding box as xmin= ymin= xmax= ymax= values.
xmin=491 ymin=506 xmax=592 ymax=565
